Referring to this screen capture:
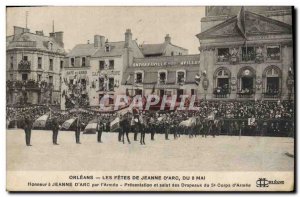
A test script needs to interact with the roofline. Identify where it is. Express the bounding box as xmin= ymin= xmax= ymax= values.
xmin=133 ymin=54 xmax=200 ymax=61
